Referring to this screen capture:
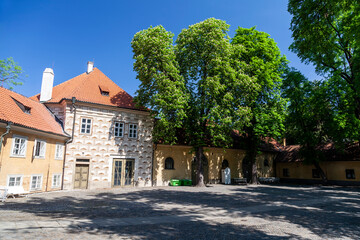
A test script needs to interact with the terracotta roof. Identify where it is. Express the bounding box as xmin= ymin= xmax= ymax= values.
xmin=0 ymin=87 xmax=67 ymax=136
xmin=275 ymin=143 xmax=360 ymax=163
xmin=31 ymin=68 xmax=141 ymax=110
